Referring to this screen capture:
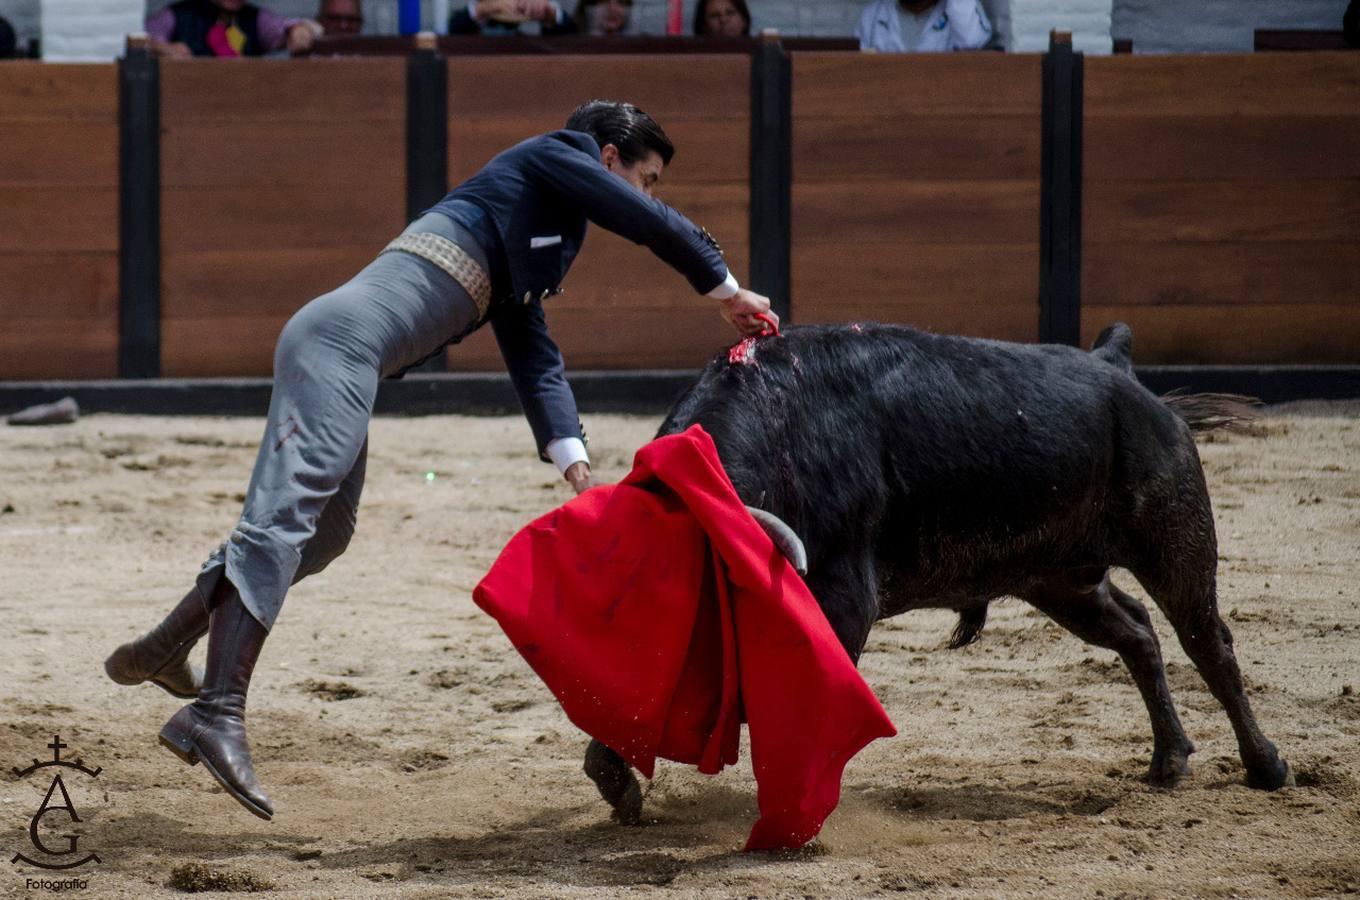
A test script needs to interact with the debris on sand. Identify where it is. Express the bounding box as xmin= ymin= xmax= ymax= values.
xmin=300 ymin=678 xmax=364 ymax=701
xmin=6 ymin=396 xmax=79 ymax=426
xmin=167 ymin=863 xmax=273 ymax=893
